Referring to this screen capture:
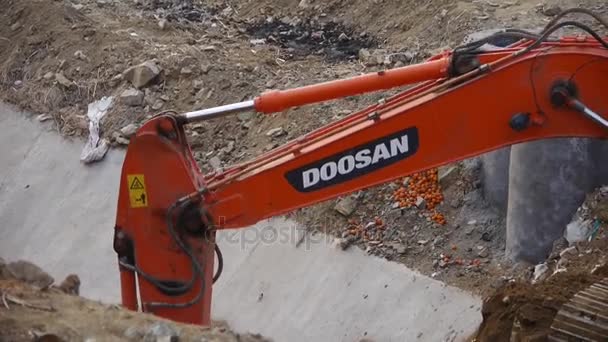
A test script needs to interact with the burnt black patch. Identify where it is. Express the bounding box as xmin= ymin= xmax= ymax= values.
xmin=136 ymin=0 xmax=217 ymax=23
xmin=245 ymin=19 xmax=376 ymax=62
